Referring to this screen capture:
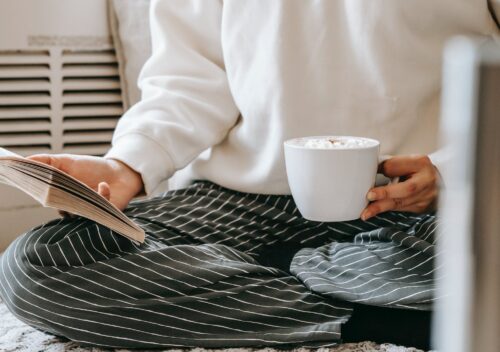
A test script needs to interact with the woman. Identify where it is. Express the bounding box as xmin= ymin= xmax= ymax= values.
xmin=1 ymin=0 xmax=498 ymax=349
